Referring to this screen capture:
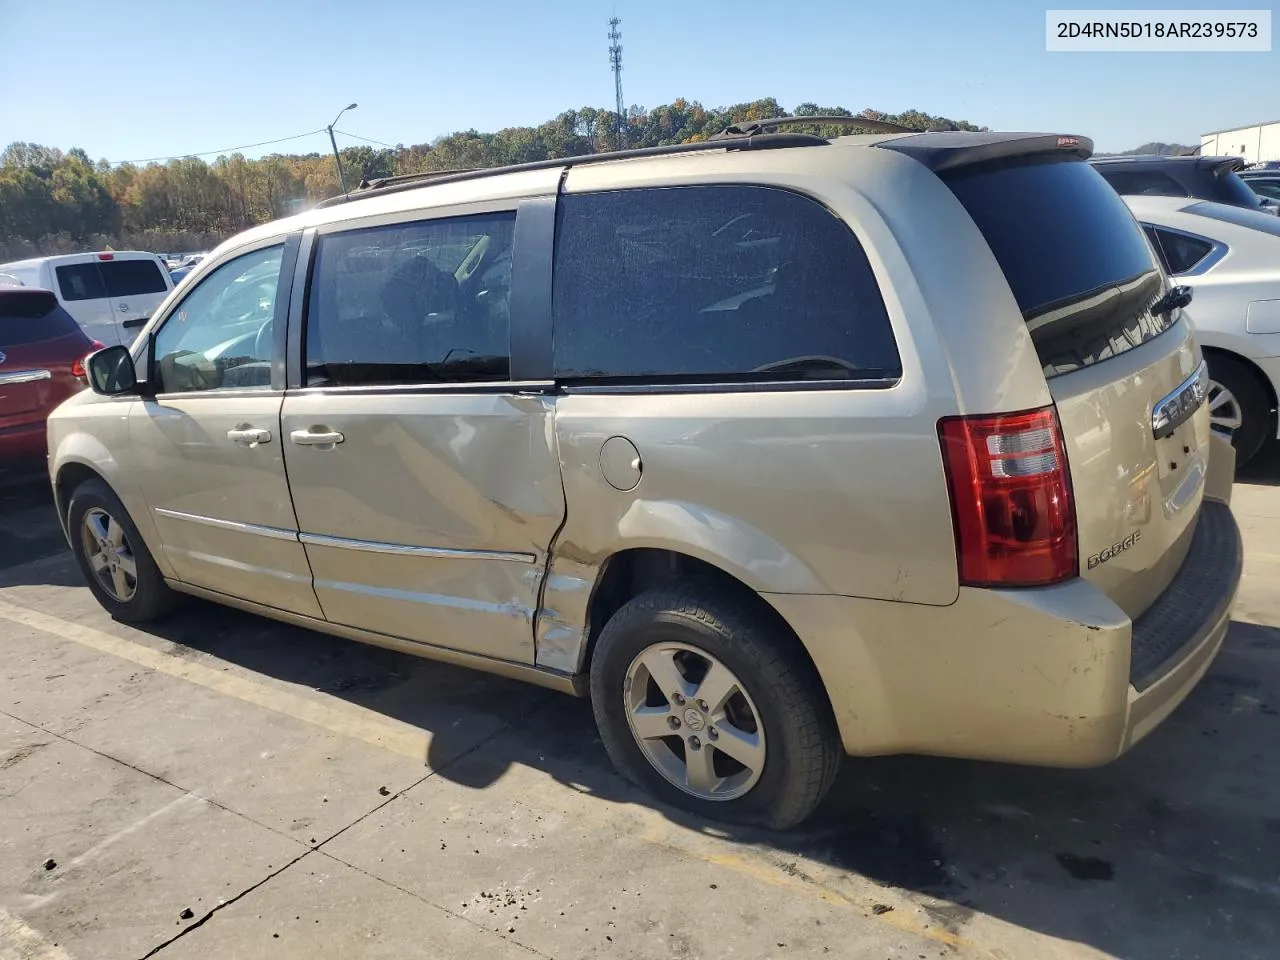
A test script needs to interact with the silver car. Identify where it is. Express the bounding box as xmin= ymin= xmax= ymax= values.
xmin=51 ymin=126 xmax=1242 ymax=828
